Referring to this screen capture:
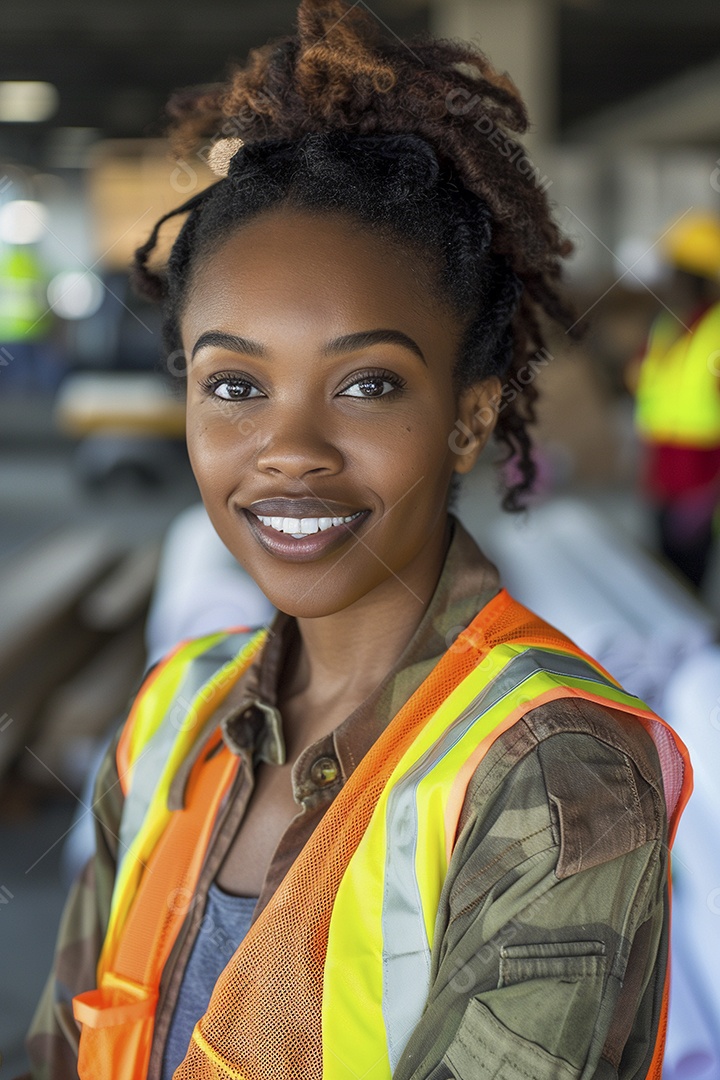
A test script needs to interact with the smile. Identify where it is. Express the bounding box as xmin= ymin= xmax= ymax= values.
xmin=243 ymin=507 xmax=370 ymax=563
xmin=254 ymin=512 xmax=363 ymax=538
